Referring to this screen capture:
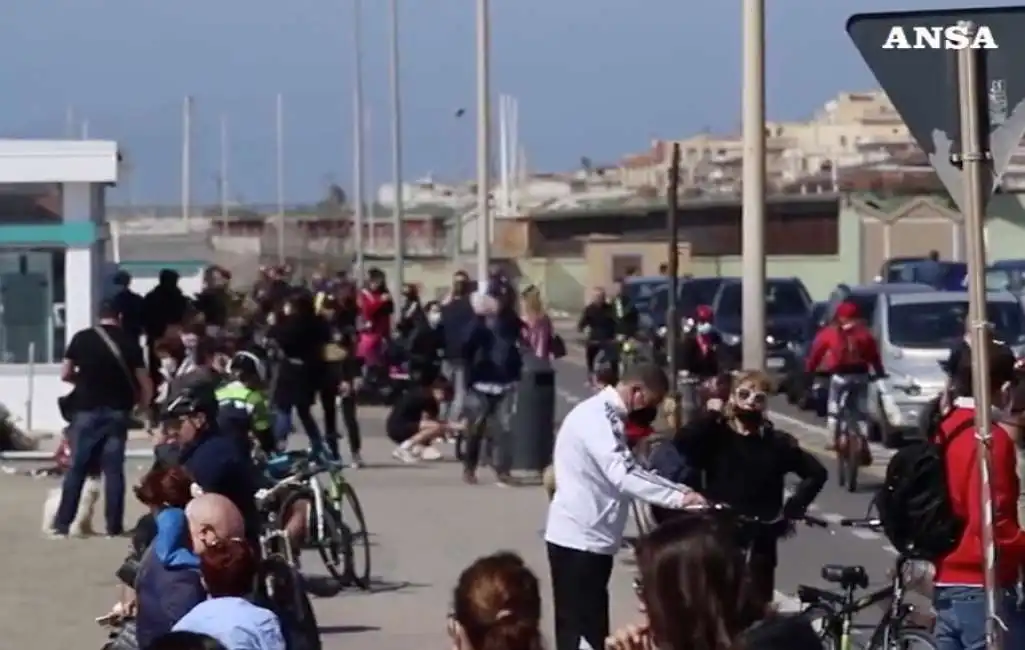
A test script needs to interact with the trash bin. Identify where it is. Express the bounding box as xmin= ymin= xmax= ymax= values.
xmin=510 ymin=354 xmax=557 ymax=473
